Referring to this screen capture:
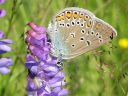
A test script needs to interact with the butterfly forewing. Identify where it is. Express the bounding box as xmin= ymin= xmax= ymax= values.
xmin=47 ymin=7 xmax=117 ymax=59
